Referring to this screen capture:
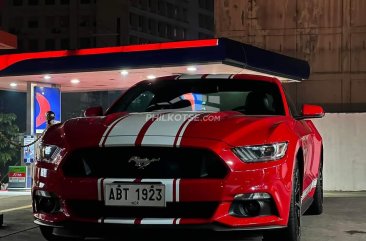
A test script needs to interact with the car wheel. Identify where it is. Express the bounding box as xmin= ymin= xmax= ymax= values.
xmin=263 ymin=161 xmax=301 ymax=241
xmin=39 ymin=226 xmax=83 ymax=241
xmin=305 ymin=161 xmax=323 ymax=215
